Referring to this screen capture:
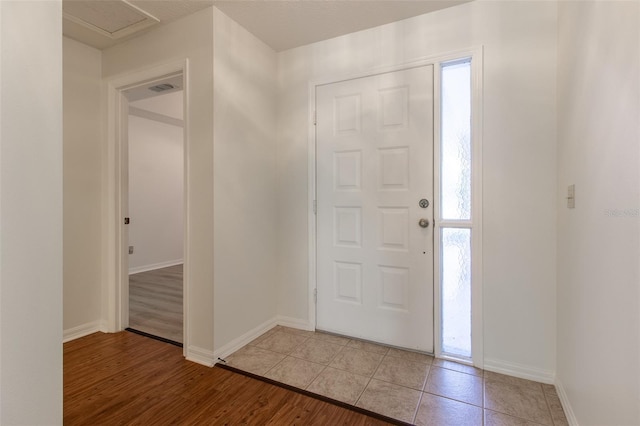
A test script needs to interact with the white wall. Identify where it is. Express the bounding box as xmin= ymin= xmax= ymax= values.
xmin=63 ymin=37 xmax=104 ymax=338
xmin=102 ymin=6 xmax=279 ymax=361
xmin=0 ymin=1 xmax=63 ymax=423
xmin=557 ymin=2 xmax=640 ymax=424
xmin=277 ymin=1 xmax=558 ymax=379
xmin=128 ymin=103 xmax=184 ymax=273
xmin=212 ymin=8 xmax=279 ymax=352
xmin=103 ymin=7 xmax=215 ymax=360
